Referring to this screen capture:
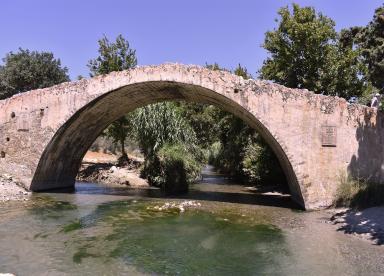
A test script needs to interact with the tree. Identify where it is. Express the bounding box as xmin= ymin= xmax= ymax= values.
xmin=88 ymin=34 xmax=137 ymax=162
xmin=260 ymin=4 xmax=365 ymax=98
xmin=324 ymin=28 xmax=368 ymax=99
xmin=132 ymin=102 xmax=198 ymax=158
xmin=355 ymin=5 xmax=384 ymax=92
xmin=104 ymin=115 xmax=133 ymax=163
xmin=234 ymin=63 xmax=252 ymax=79
xmin=88 ymin=34 xmax=137 ymax=77
xmin=205 ymin=62 xmax=228 ymax=72
xmin=131 ymin=102 xmax=203 ymax=187
xmin=0 ymin=48 xmax=69 ymax=100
